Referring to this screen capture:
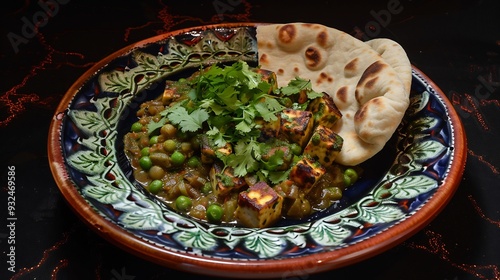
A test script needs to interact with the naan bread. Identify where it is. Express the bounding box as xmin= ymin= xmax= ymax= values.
xmin=365 ymin=38 xmax=412 ymax=92
xmin=256 ymin=23 xmax=411 ymax=166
